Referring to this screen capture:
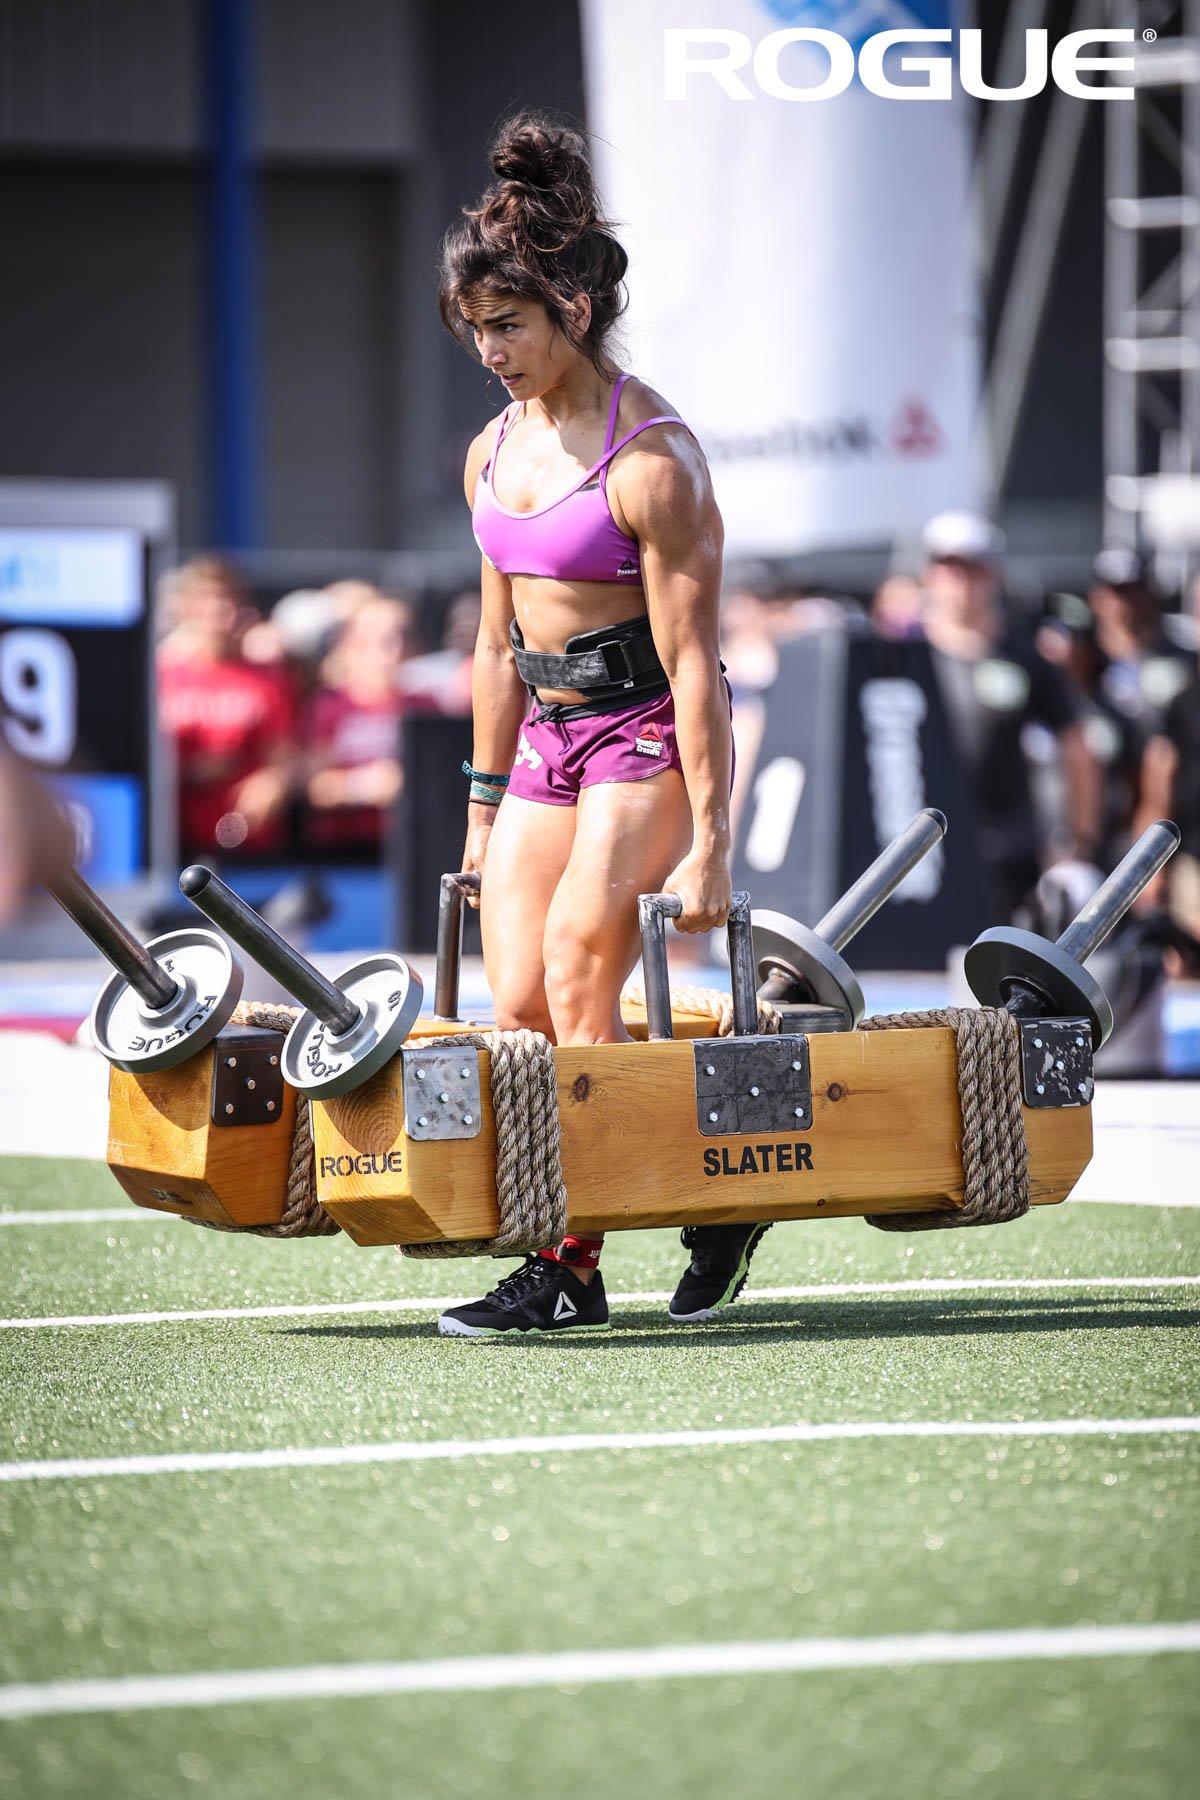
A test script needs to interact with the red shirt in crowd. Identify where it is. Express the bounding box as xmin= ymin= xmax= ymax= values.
xmin=302 ymin=686 xmax=437 ymax=853
xmin=158 ymin=655 xmax=295 ymax=856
